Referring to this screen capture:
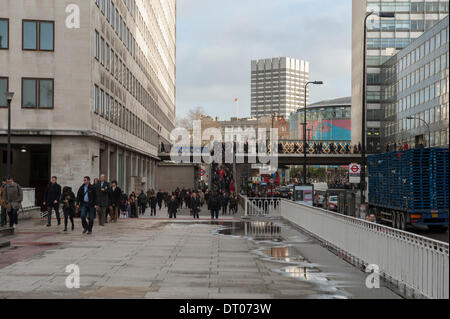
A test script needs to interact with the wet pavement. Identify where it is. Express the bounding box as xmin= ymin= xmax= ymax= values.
xmin=0 ymin=206 xmax=401 ymax=299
